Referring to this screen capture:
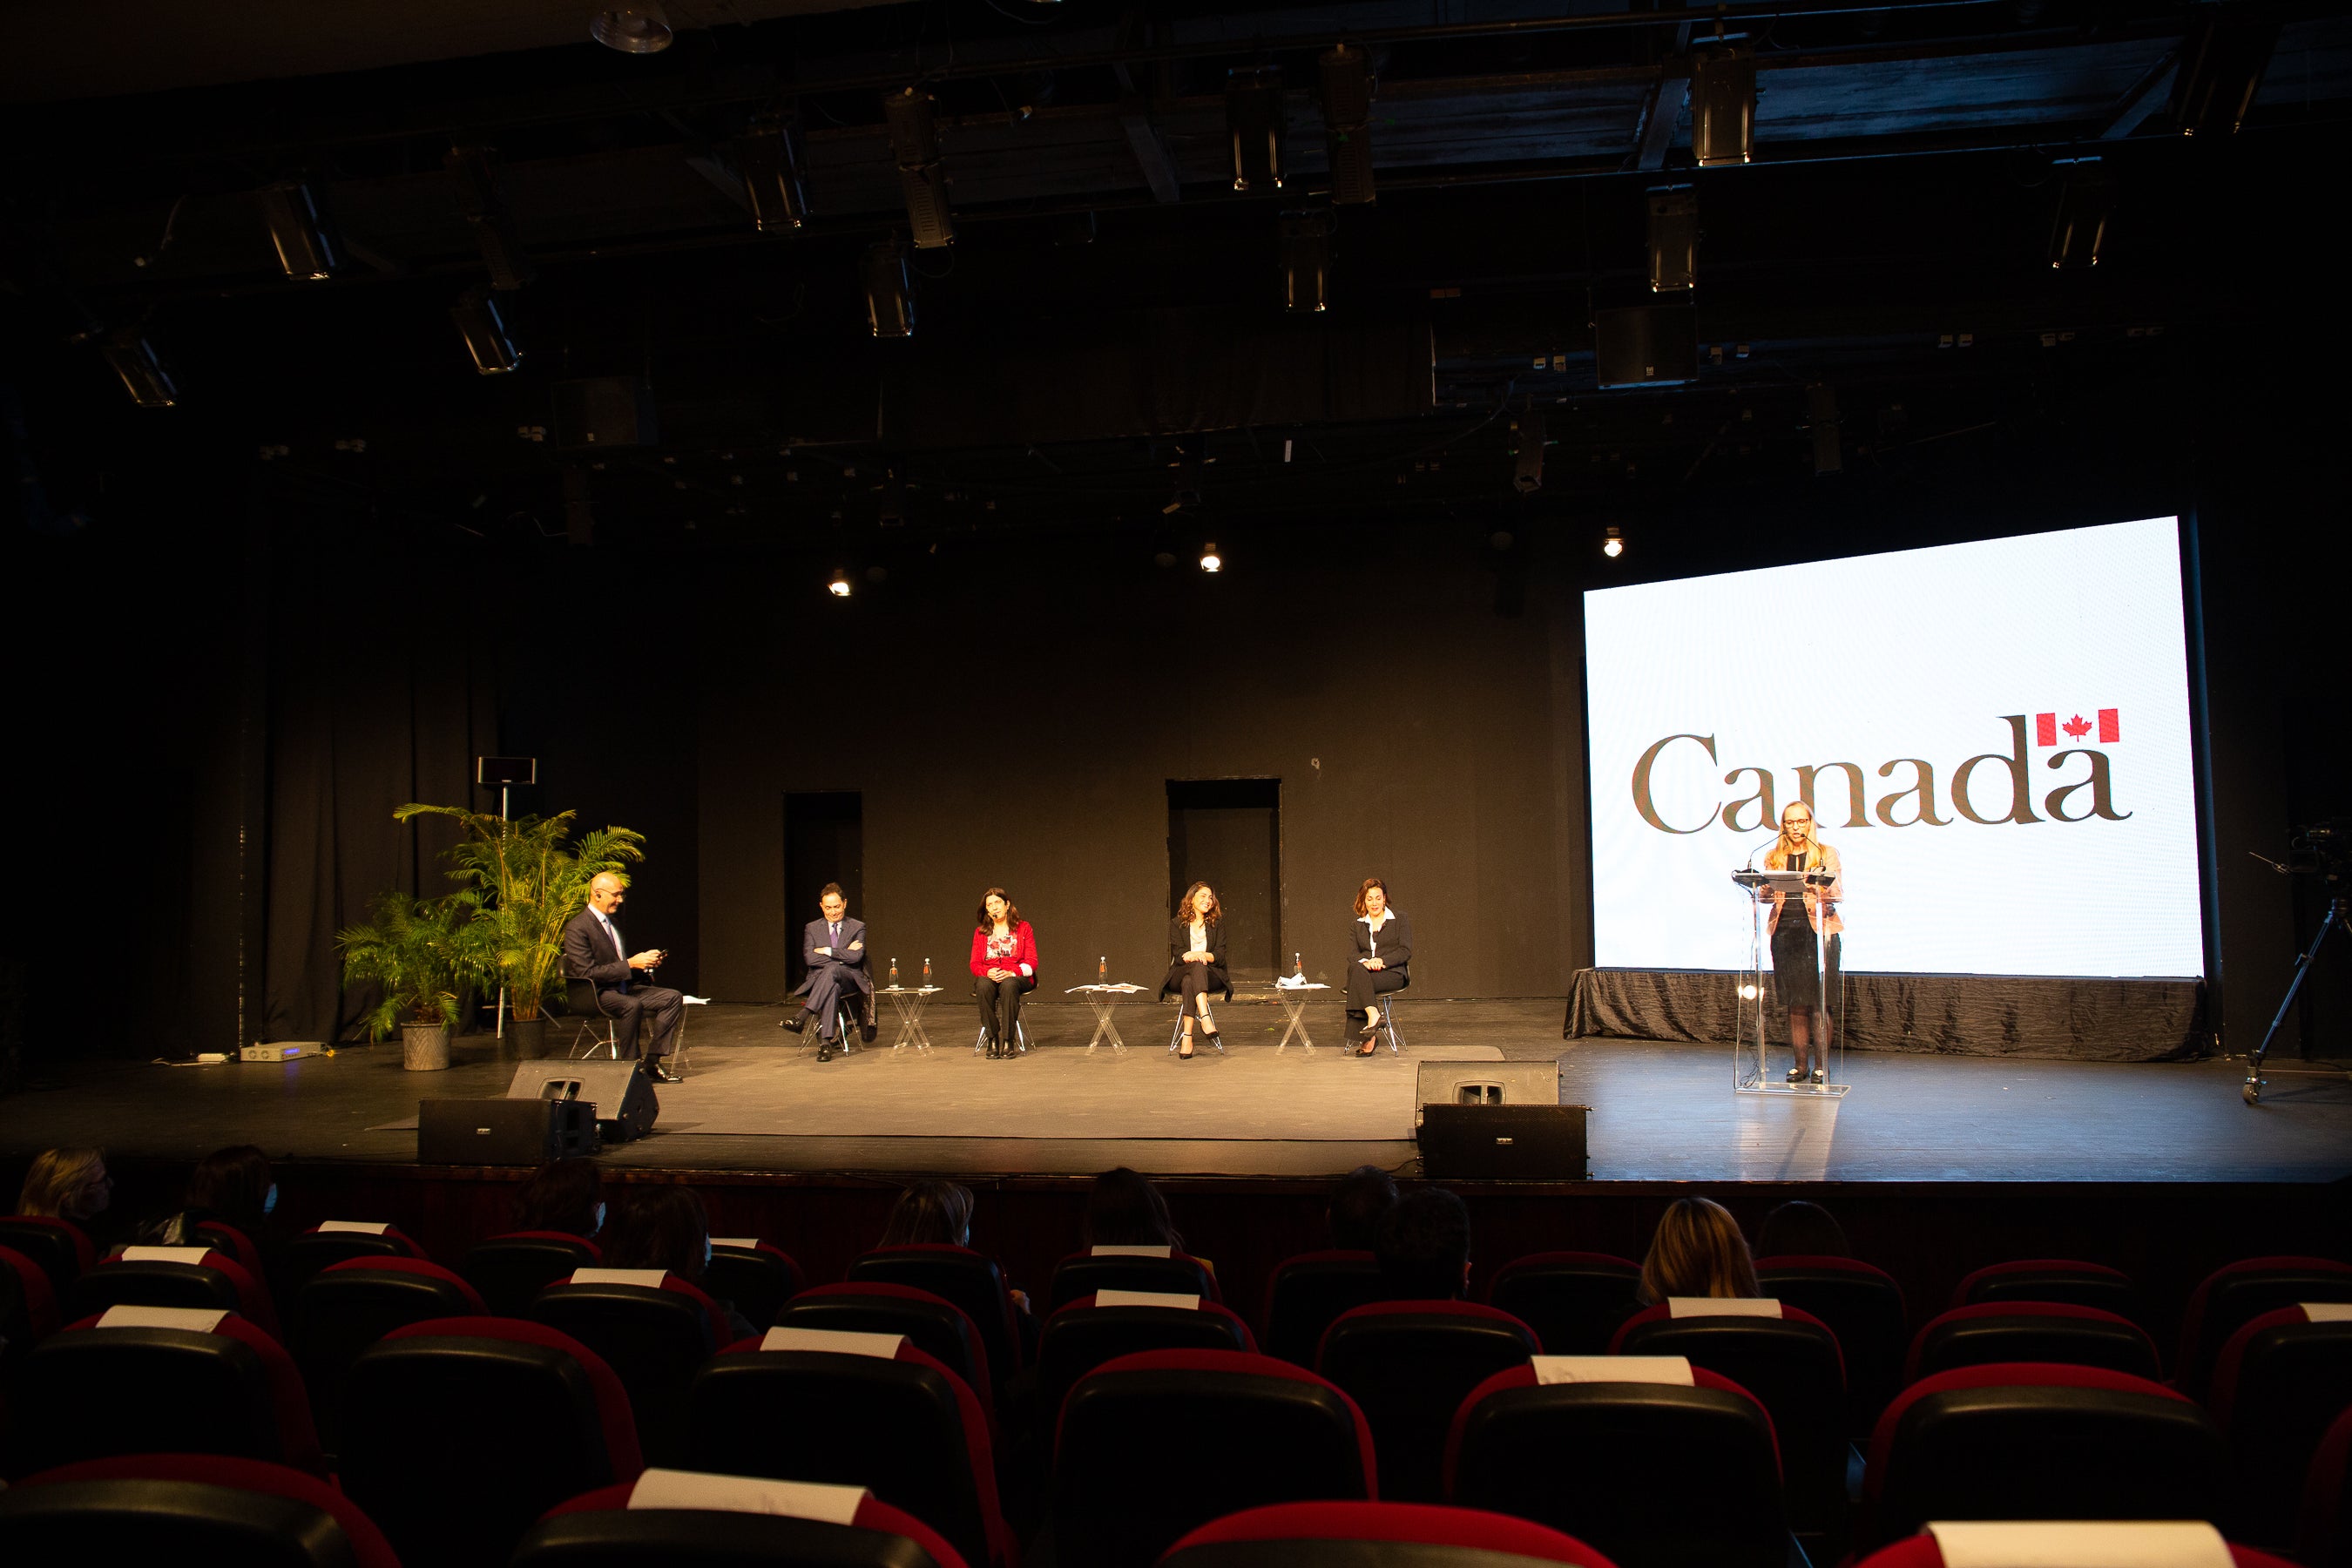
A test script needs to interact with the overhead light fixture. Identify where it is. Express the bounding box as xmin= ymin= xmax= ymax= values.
xmin=84 ymin=326 xmax=177 ymax=408
xmin=1200 ymin=543 xmax=1223 ymax=573
xmin=1511 ymin=403 xmax=1547 ymax=493
xmin=1278 ymin=211 xmax=1334 ymax=314
xmin=1603 ymin=526 xmax=1625 ymax=558
xmin=256 ymin=181 xmax=341 ymax=280
xmin=2047 ymin=157 xmax=2116 ymax=270
xmin=445 ymin=146 xmax=535 ymax=290
xmin=450 ymin=288 xmax=522 ymax=375
xmin=1690 ymin=41 xmax=1756 ymax=167
xmin=884 ymin=87 xmax=954 ymax=249
xmin=1647 ymin=186 xmax=1696 ymax=294
xmin=1319 ymin=44 xmax=1375 ymax=206
xmin=1227 ymin=66 xmax=1288 ymax=192
xmin=862 ymin=241 xmax=914 ymax=338
xmin=2170 ymin=8 xmax=2280 ymax=137
xmin=735 ymin=116 xmax=809 ymax=233
xmin=591 ymin=3 xmax=672 ymax=53
xmin=828 ymin=568 xmax=854 ymax=598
